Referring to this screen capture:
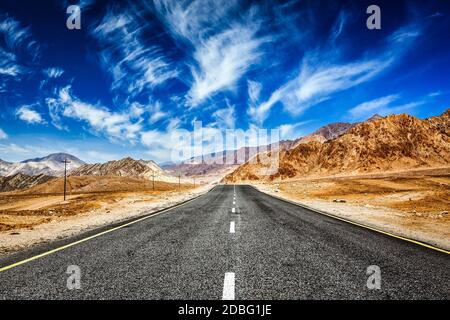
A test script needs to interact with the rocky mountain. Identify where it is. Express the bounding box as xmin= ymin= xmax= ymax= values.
xmin=366 ymin=114 xmax=383 ymax=122
xmin=224 ymin=109 xmax=450 ymax=182
xmin=0 ymin=173 xmax=56 ymax=192
xmin=290 ymin=115 xmax=387 ymax=149
xmin=0 ymin=153 xmax=85 ymax=177
xmin=70 ymin=157 xmax=178 ymax=183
